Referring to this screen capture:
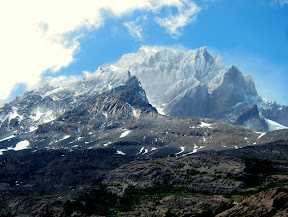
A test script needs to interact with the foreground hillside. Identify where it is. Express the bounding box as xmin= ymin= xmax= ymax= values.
xmin=1 ymin=140 xmax=288 ymax=216
xmin=0 ymin=47 xmax=288 ymax=216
